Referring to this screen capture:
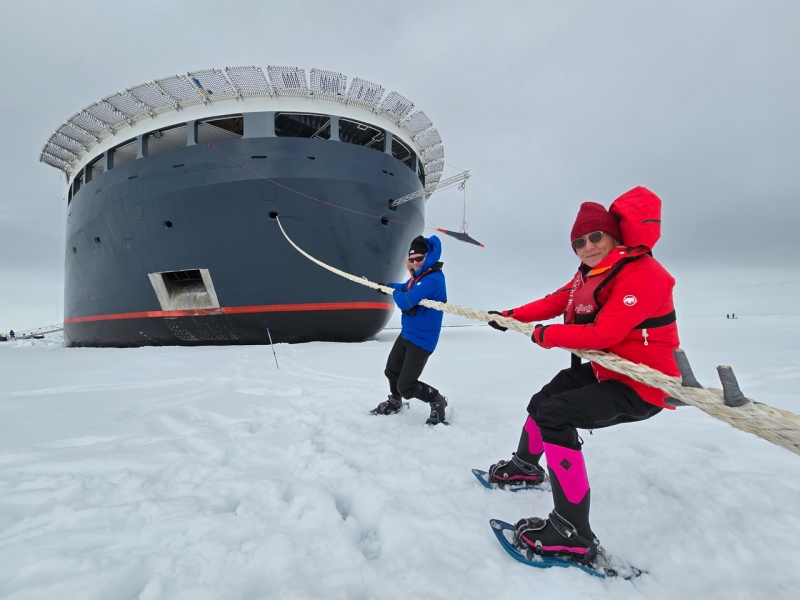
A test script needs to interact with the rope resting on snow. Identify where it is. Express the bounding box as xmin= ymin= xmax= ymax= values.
xmin=275 ymin=216 xmax=800 ymax=457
